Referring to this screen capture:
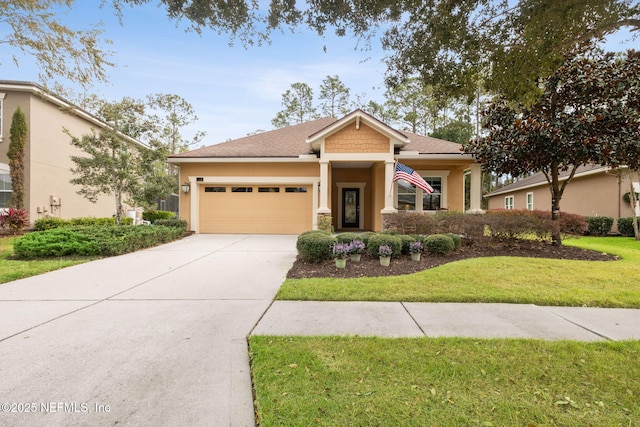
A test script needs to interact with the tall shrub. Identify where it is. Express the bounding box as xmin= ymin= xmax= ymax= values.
xmin=8 ymin=106 xmax=27 ymax=209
